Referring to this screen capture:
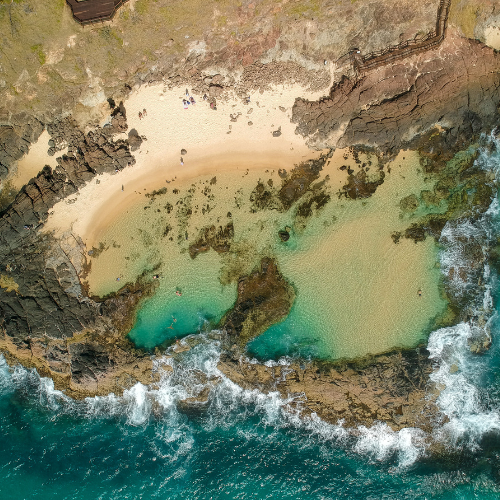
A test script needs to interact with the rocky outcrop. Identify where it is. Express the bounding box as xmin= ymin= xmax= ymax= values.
xmin=218 ymin=346 xmax=441 ymax=432
xmin=221 ymin=257 xmax=295 ymax=346
xmin=249 ymin=153 xmax=332 ymax=213
xmin=189 ymin=222 xmax=234 ymax=259
xmin=0 ymin=113 xmax=158 ymax=398
xmin=0 ymin=112 xmax=44 ymax=180
xmin=292 ymin=34 xmax=500 ymax=153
